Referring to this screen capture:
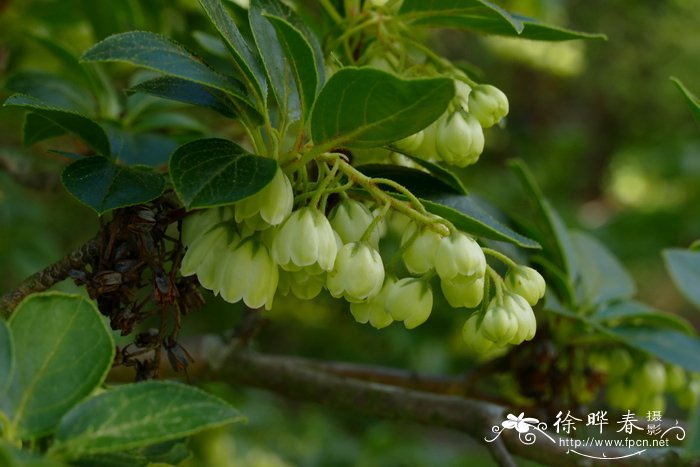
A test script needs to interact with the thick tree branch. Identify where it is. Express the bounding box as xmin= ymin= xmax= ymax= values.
xmin=0 ymin=234 xmax=101 ymax=317
xmin=190 ymin=339 xmax=690 ymax=467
